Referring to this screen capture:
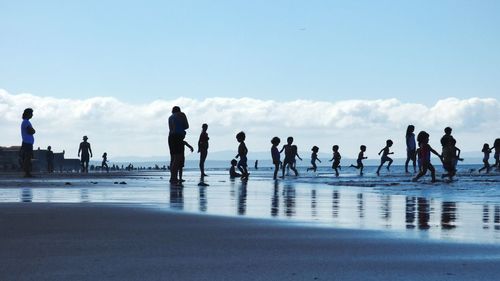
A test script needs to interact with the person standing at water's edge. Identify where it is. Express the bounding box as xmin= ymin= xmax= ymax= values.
xmin=78 ymin=136 xmax=93 ymax=173
xmin=198 ymin=123 xmax=209 ymax=178
xmin=20 ymin=108 xmax=35 ymax=177
xmin=168 ymin=106 xmax=189 ymax=185
xmin=405 ymin=125 xmax=417 ymax=173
